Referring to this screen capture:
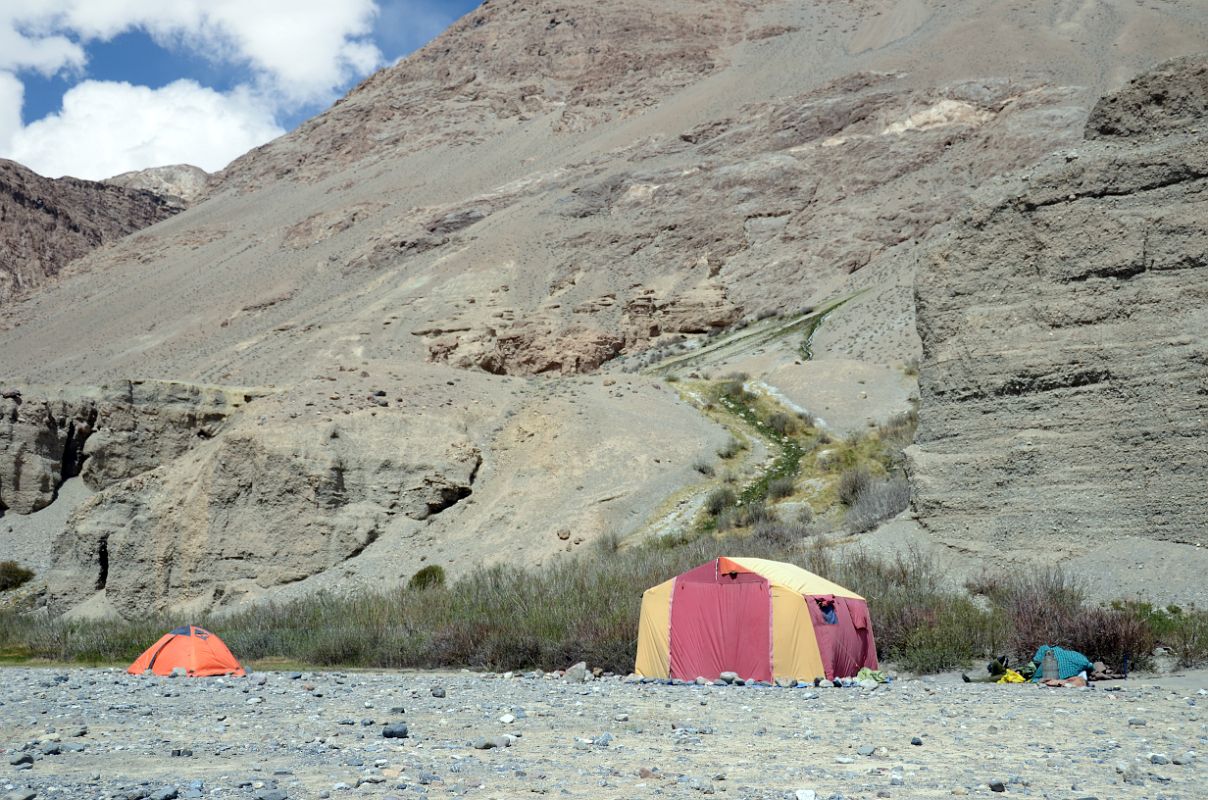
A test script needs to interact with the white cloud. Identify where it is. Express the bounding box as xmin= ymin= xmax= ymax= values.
xmin=0 ymin=2 xmax=392 ymax=177
xmin=0 ymin=72 xmax=23 ymax=149
xmin=1 ymin=1 xmax=383 ymax=103
xmin=5 ymin=79 xmax=284 ymax=179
